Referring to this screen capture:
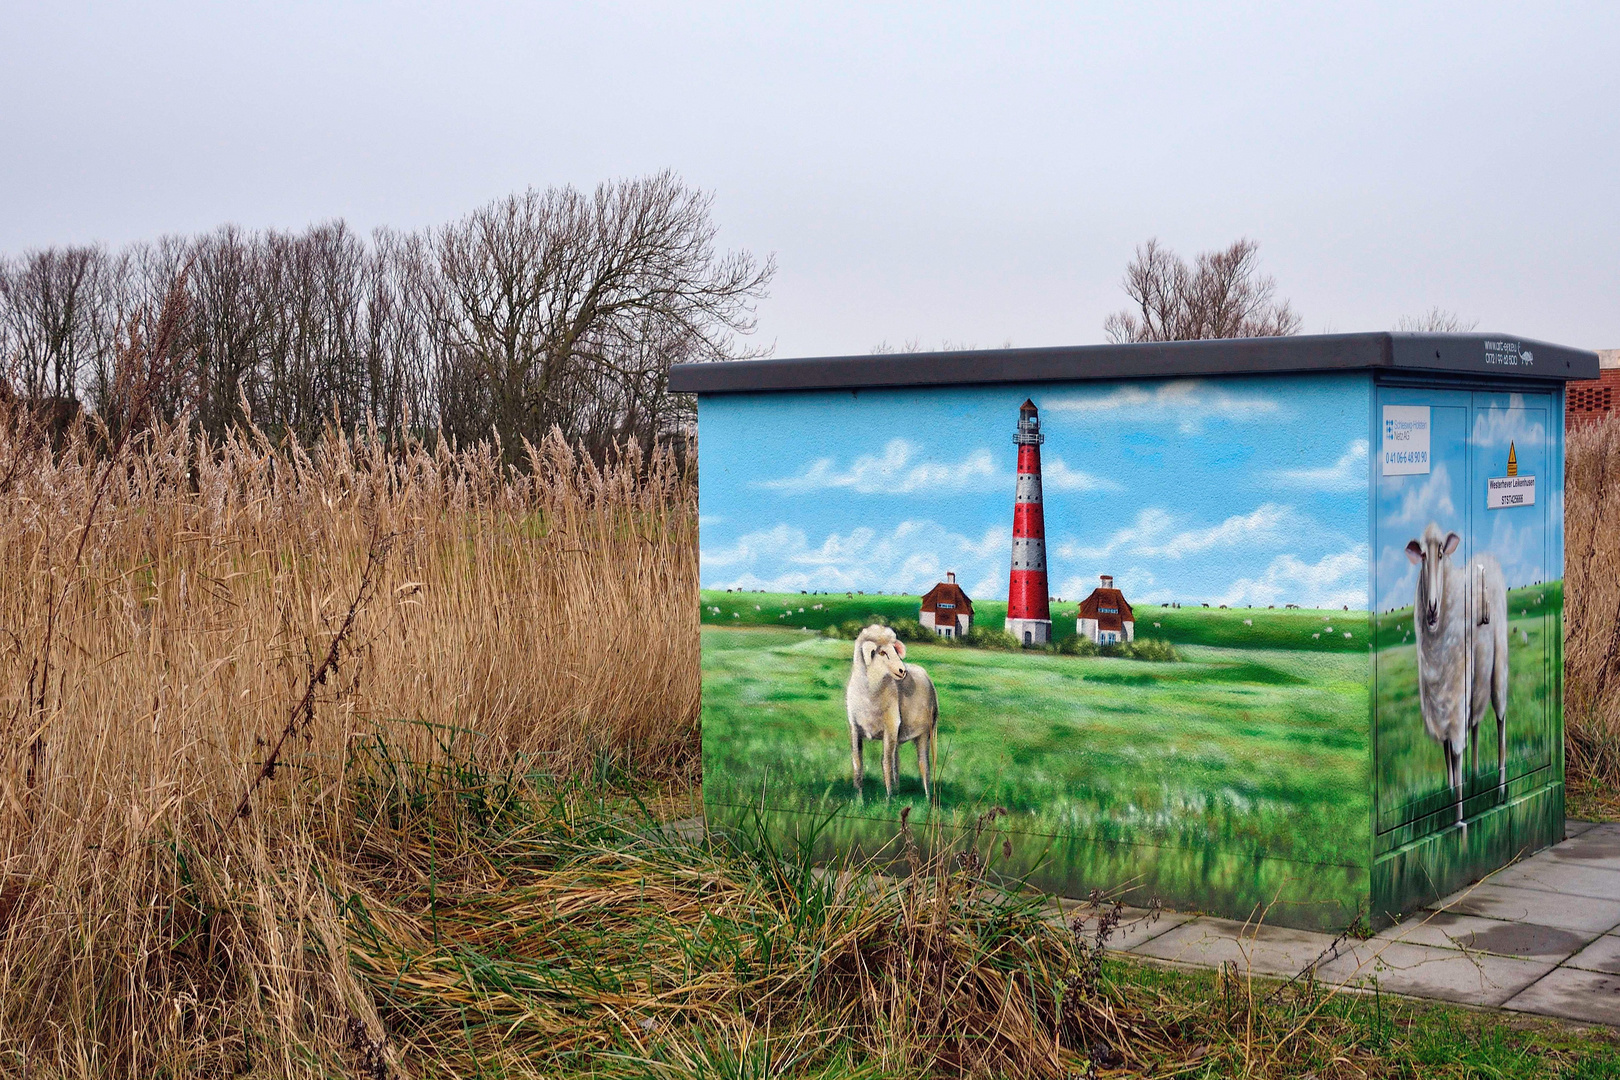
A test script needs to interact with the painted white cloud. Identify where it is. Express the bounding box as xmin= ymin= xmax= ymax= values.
xmin=1057 ymin=566 xmax=1157 ymax=603
xmin=1374 ymin=542 xmax=1419 ymax=613
xmin=1269 ymin=439 xmax=1368 ymax=493
xmin=1042 ymin=380 xmax=1285 ymax=434
xmin=1055 ymin=502 xmax=1315 ymax=563
xmin=756 ymin=438 xmax=1002 ymax=495
xmin=1471 ymin=394 xmax=1547 ymax=452
xmin=1212 ymin=544 xmax=1370 ymax=610
xmin=700 ymin=523 xmax=807 ymax=570
xmin=1042 ymin=456 xmax=1123 ymax=492
xmin=757 ymin=440 xmax=1117 ymax=498
xmin=1480 ymin=512 xmax=1548 ymax=592
xmin=704 ymin=518 xmax=1011 ymax=597
xmin=1382 ymin=462 xmax=1458 ymax=531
